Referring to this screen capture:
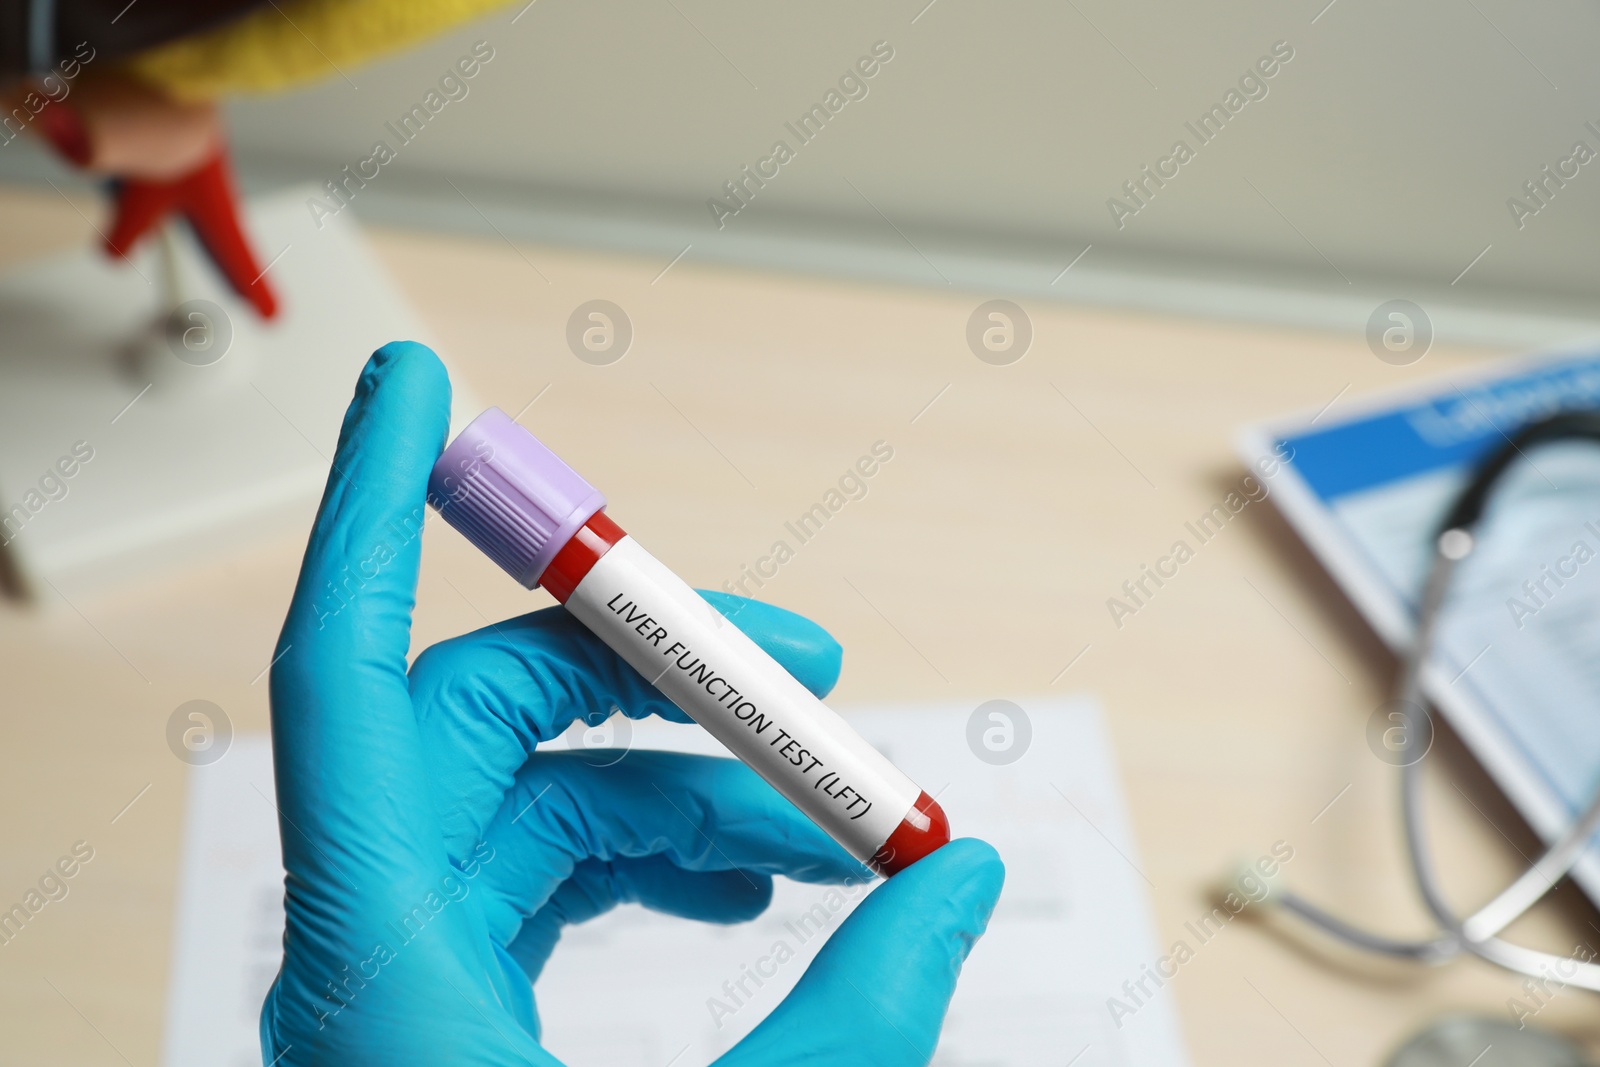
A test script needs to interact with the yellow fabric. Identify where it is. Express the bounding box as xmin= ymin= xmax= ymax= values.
xmin=123 ymin=0 xmax=516 ymax=101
